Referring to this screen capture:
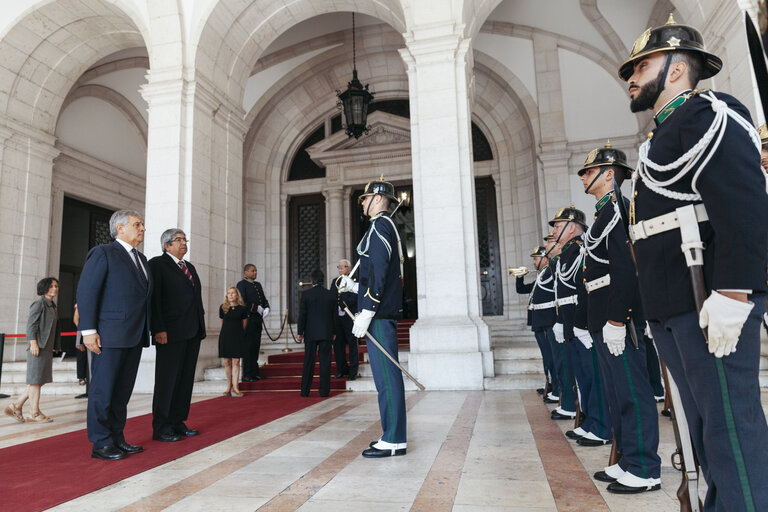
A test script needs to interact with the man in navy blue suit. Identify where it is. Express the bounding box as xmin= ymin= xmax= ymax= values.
xmin=77 ymin=210 xmax=151 ymax=461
